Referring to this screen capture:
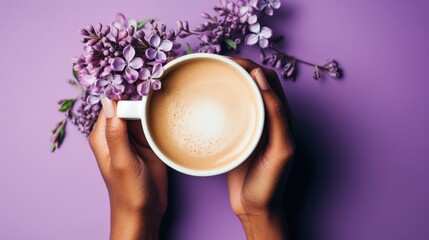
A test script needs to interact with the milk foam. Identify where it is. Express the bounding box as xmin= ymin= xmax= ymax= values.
xmin=147 ymin=59 xmax=260 ymax=171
